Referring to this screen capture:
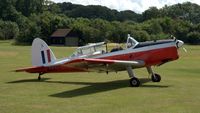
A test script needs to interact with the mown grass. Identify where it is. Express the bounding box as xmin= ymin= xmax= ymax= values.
xmin=0 ymin=41 xmax=200 ymax=113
